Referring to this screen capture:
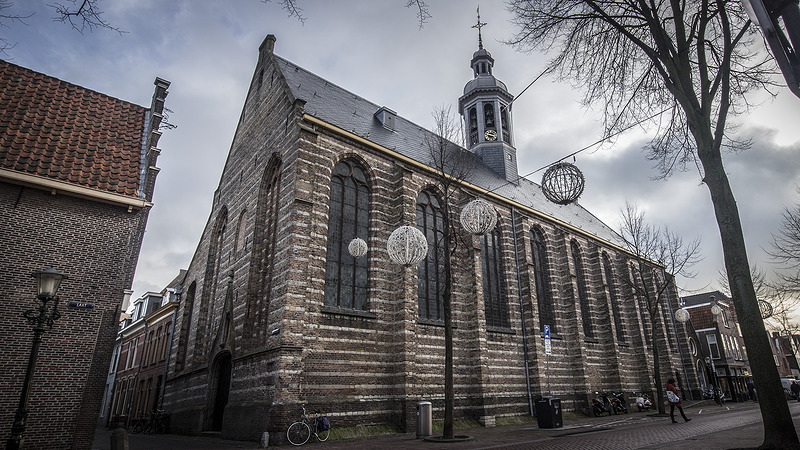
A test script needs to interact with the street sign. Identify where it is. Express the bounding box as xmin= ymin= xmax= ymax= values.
xmin=544 ymin=324 xmax=551 ymax=355
xmin=68 ymin=301 xmax=95 ymax=309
